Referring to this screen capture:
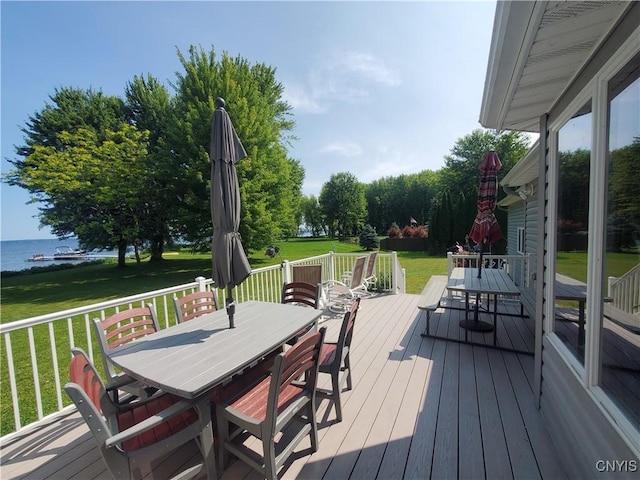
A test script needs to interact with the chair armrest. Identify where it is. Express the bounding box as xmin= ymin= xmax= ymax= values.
xmin=105 ymin=373 xmax=139 ymax=391
xmin=105 ymin=398 xmax=197 ymax=448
